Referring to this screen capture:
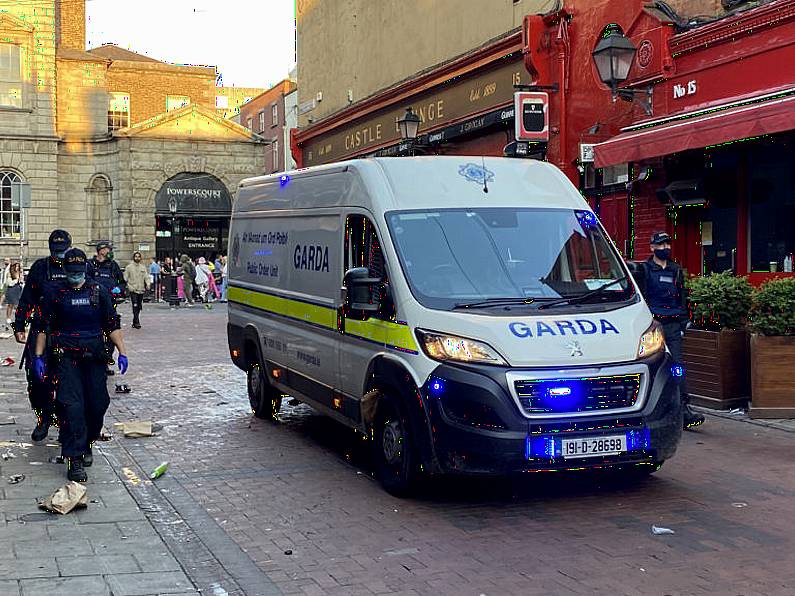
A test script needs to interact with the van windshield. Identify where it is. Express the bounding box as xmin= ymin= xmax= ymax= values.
xmin=385 ymin=208 xmax=633 ymax=311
